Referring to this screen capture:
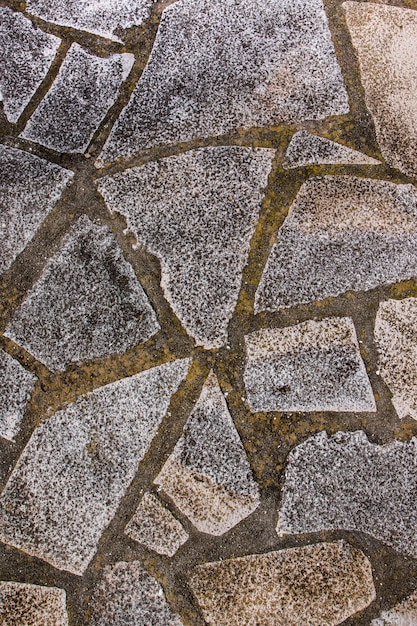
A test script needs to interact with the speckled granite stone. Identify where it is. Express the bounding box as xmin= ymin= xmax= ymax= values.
xmin=0 ymin=581 xmax=68 ymax=626
xmin=0 ymin=350 xmax=37 ymax=441
xmin=283 ymin=131 xmax=380 ymax=168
